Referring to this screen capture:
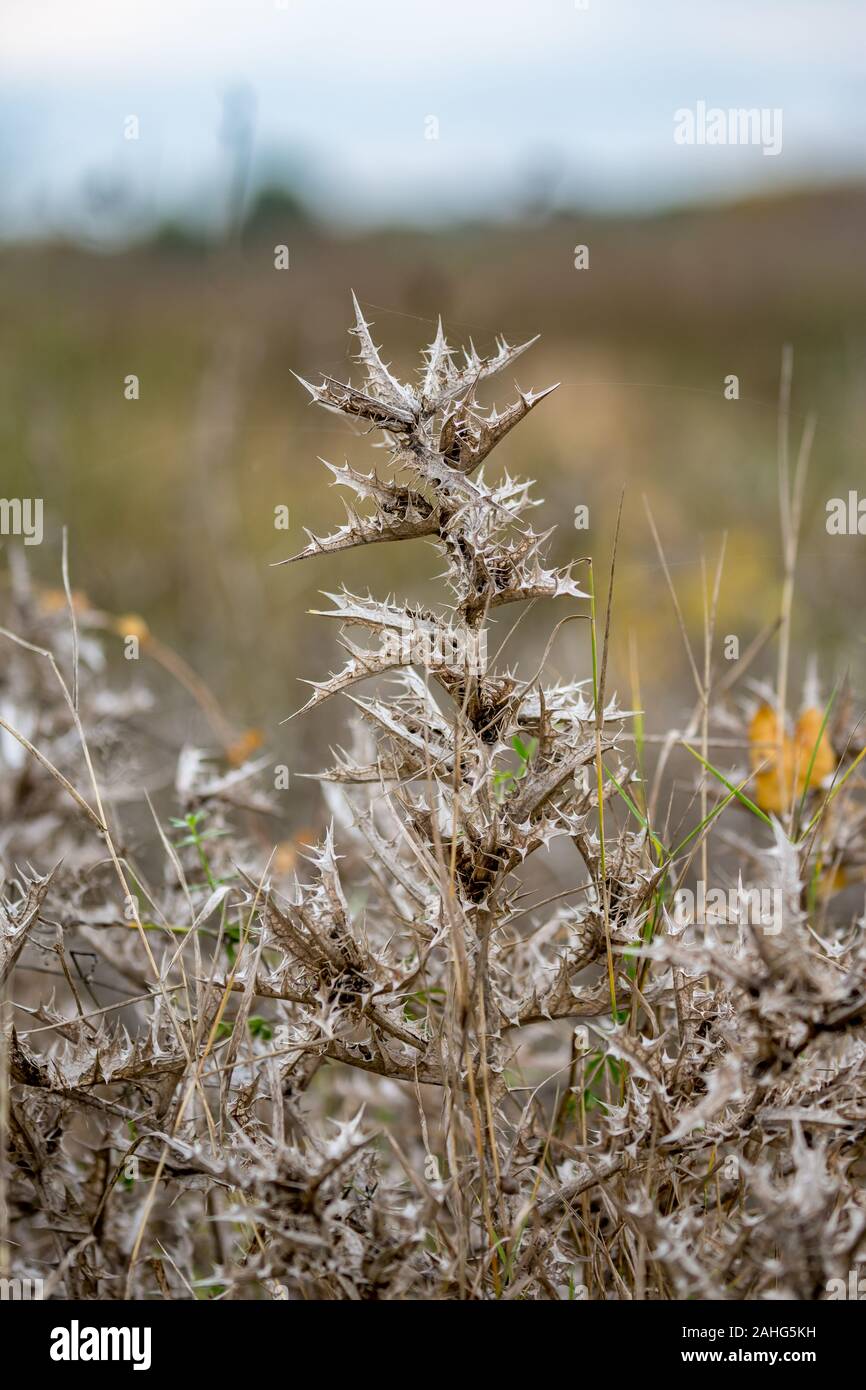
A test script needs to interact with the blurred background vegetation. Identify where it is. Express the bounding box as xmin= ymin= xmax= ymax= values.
xmin=2 ymin=180 xmax=865 ymax=828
